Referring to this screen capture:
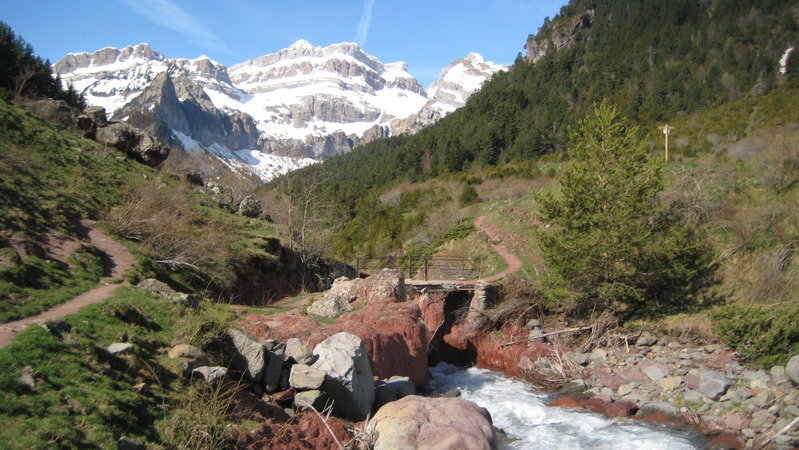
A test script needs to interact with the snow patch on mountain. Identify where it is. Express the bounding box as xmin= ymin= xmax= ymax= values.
xmin=172 ymin=130 xmax=315 ymax=181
